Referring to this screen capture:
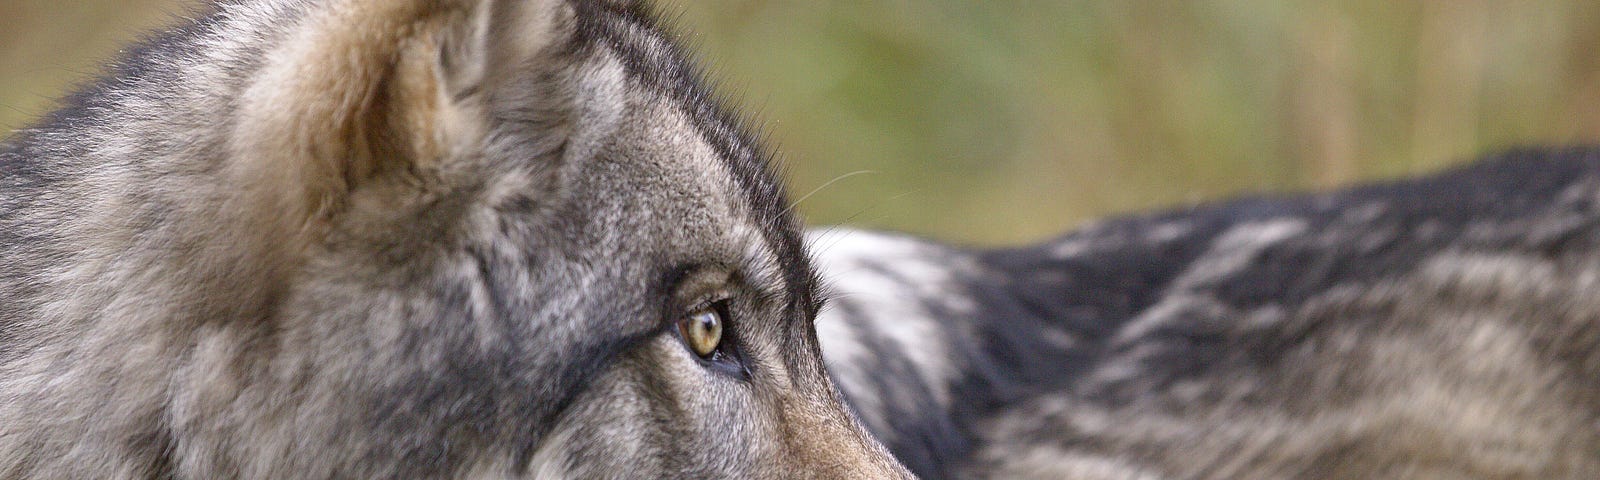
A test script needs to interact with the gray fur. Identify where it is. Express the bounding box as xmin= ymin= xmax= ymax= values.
xmin=816 ymin=149 xmax=1600 ymax=478
xmin=0 ymin=0 xmax=909 ymax=478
